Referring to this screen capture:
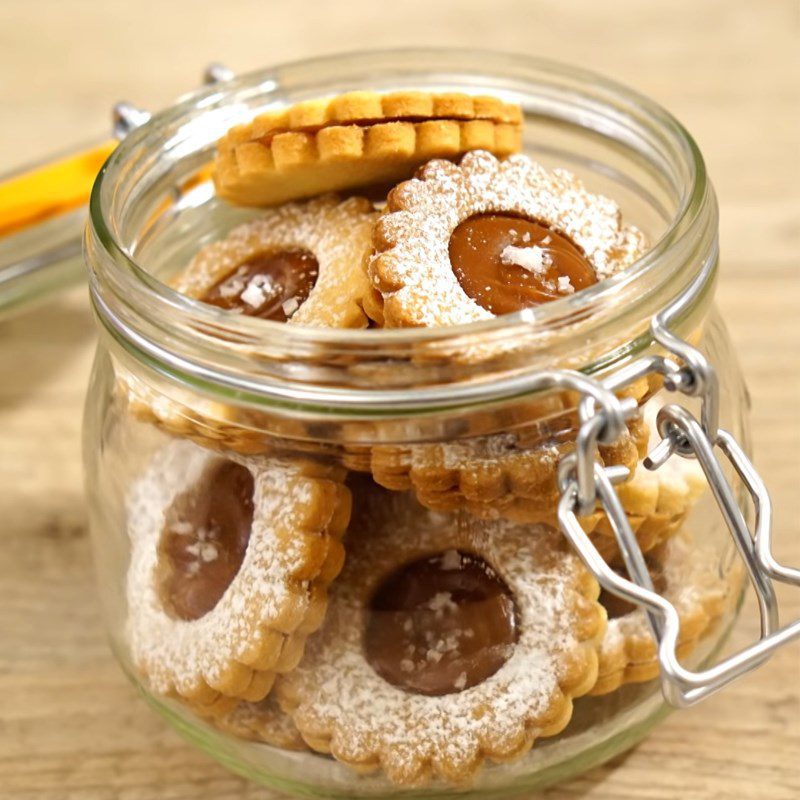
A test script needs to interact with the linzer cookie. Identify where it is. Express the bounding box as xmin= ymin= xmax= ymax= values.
xmin=278 ymin=487 xmax=605 ymax=786
xmin=575 ymin=452 xmax=707 ymax=562
xmin=590 ymin=532 xmax=741 ymax=696
xmin=497 ymin=398 xmax=708 ymax=556
xmin=215 ymin=91 xmax=522 ymax=206
xmin=211 ymin=695 xmax=307 ymax=751
xmin=369 ymin=409 xmax=650 ymax=525
xmin=369 ymin=150 xmax=647 ymax=327
xmin=125 ymin=440 xmax=350 ymax=710
xmin=120 ymin=194 xmax=379 ymax=453
xmin=174 ymin=195 xmax=378 ymax=328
